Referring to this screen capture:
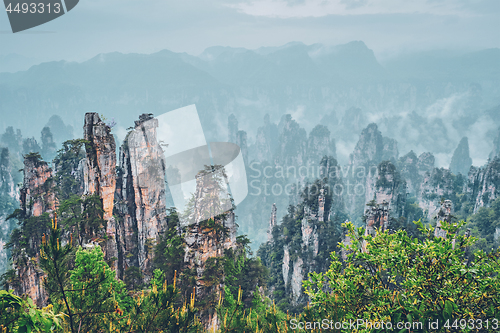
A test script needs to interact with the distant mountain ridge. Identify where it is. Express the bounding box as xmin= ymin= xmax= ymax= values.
xmin=0 ymin=41 xmax=499 ymax=166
